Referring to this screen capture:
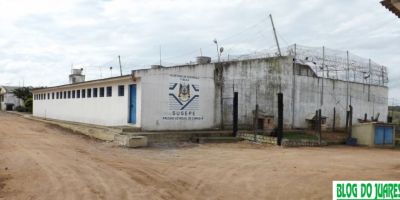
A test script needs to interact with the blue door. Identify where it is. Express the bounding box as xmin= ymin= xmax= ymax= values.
xmin=384 ymin=127 xmax=393 ymax=144
xmin=374 ymin=126 xmax=384 ymax=145
xmin=129 ymin=85 xmax=136 ymax=124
